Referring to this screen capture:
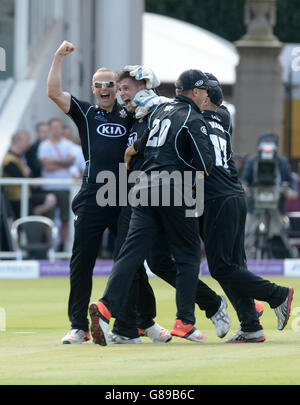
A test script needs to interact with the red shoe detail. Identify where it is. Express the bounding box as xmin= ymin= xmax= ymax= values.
xmin=255 ymin=300 xmax=264 ymax=318
xmin=89 ymin=301 xmax=110 ymax=346
xmin=138 ymin=328 xmax=145 ymax=336
xmin=170 ymin=319 xmax=194 ymax=338
xmin=97 ymin=301 xmax=111 ymax=321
